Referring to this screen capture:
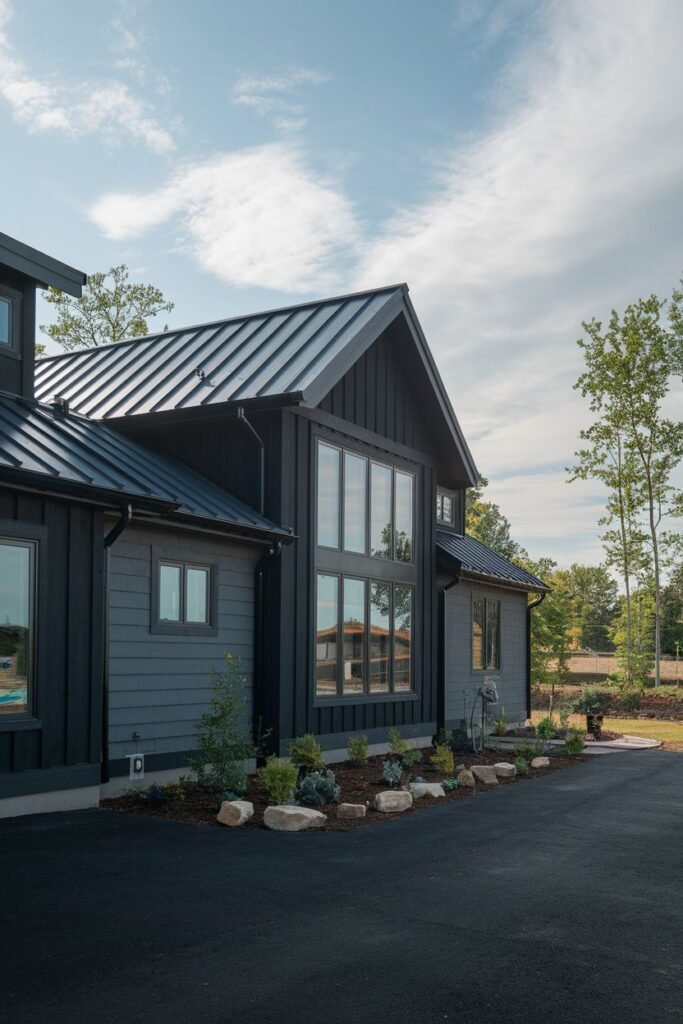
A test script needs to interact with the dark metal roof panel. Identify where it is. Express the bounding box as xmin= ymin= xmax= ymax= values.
xmin=0 ymin=232 xmax=86 ymax=296
xmin=437 ymin=530 xmax=550 ymax=592
xmin=34 ymin=287 xmax=404 ymax=417
xmin=0 ymin=395 xmax=287 ymax=536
